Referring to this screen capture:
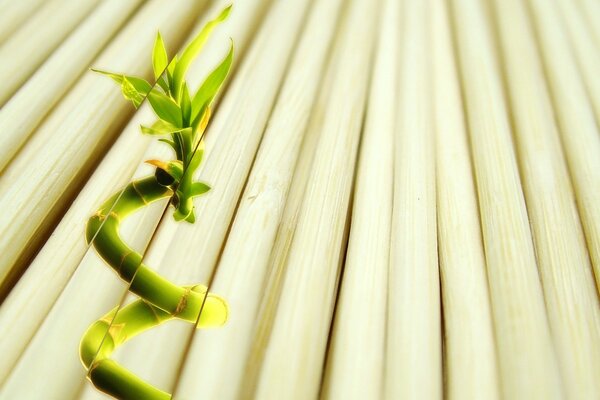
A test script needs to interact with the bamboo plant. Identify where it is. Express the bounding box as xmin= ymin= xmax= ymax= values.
xmin=79 ymin=6 xmax=233 ymax=400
